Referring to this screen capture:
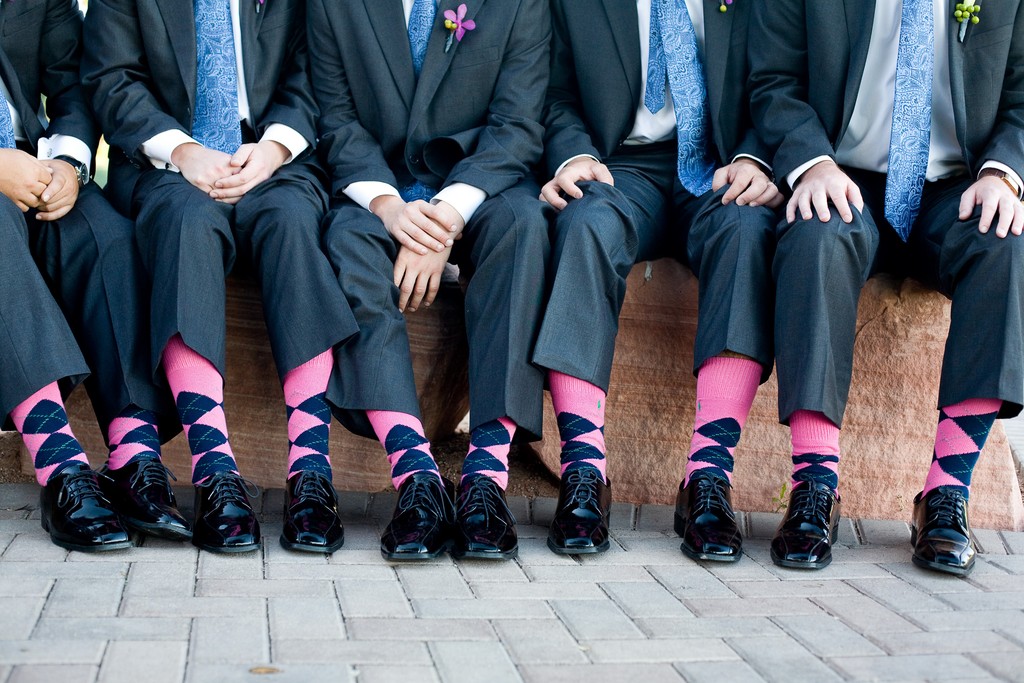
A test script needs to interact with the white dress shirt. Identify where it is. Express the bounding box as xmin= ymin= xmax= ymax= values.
xmin=788 ymin=0 xmax=1021 ymax=194
xmin=141 ymin=0 xmax=308 ymax=172
xmin=1 ymin=78 xmax=92 ymax=170
xmin=343 ymin=0 xmax=488 ymax=225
